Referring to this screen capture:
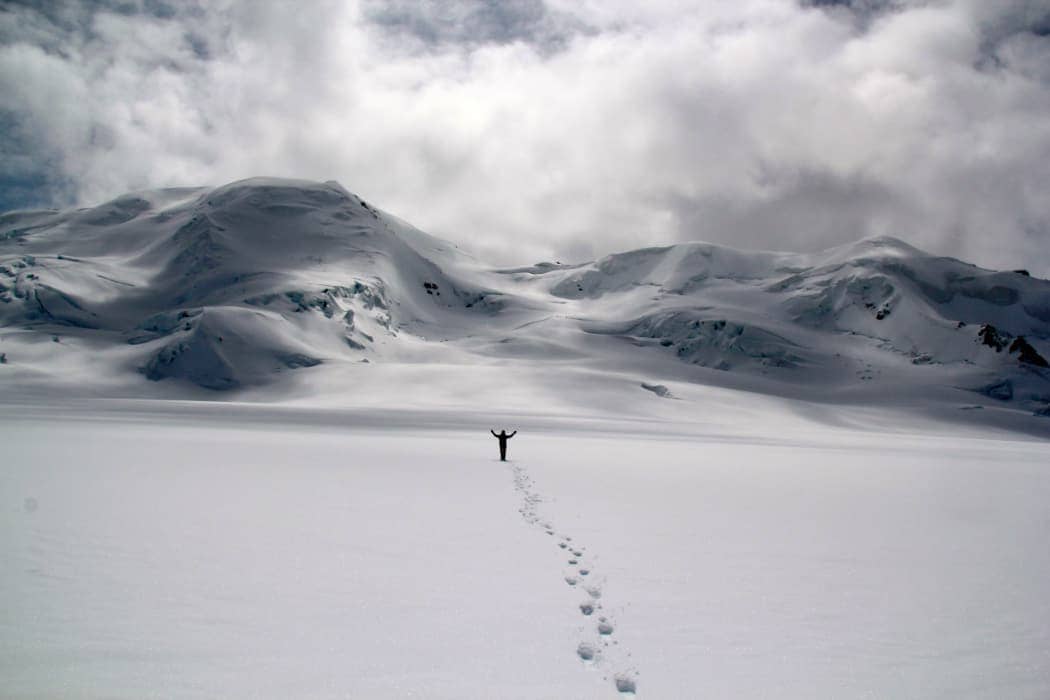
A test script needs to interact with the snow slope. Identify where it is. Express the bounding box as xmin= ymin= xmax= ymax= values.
xmin=4 ymin=177 xmax=1046 ymax=432
xmin=0 ymin=178 xmax=515 ymax=392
